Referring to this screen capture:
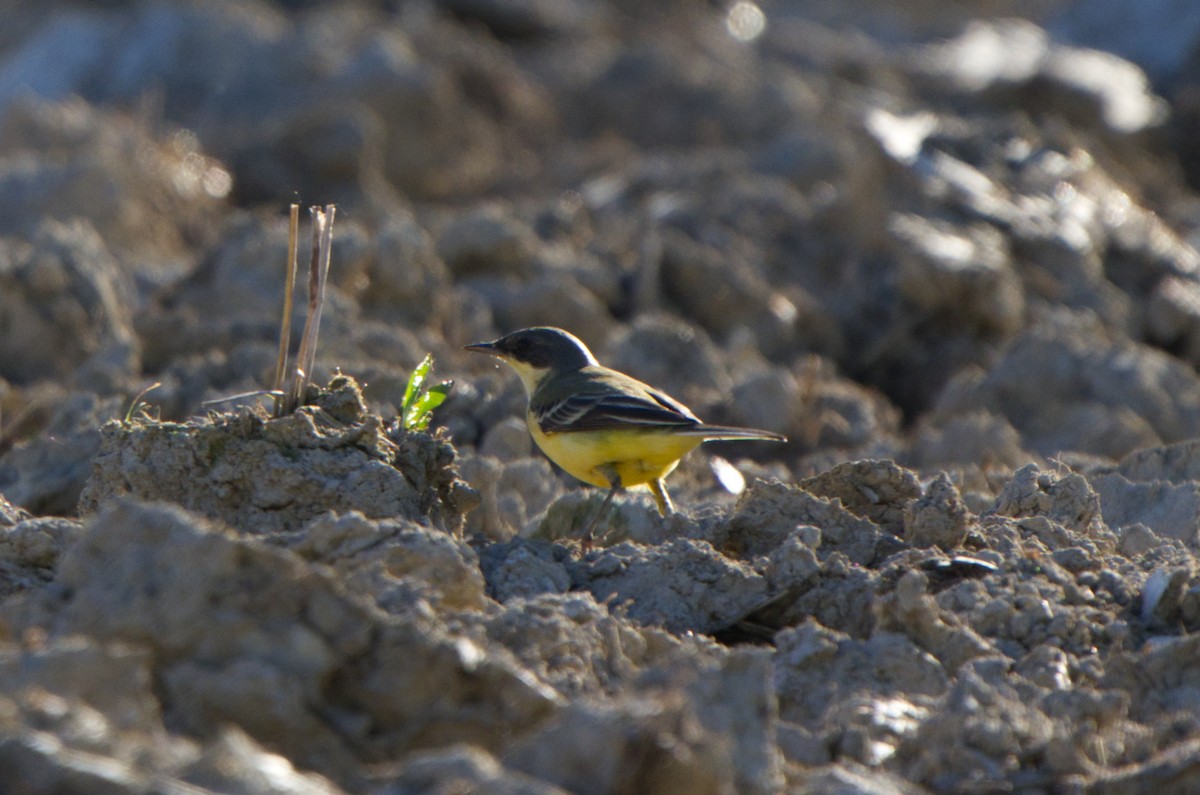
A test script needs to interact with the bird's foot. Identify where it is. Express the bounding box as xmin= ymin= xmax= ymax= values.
xmin=578 ymin=478 xmax=619 ymax=552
